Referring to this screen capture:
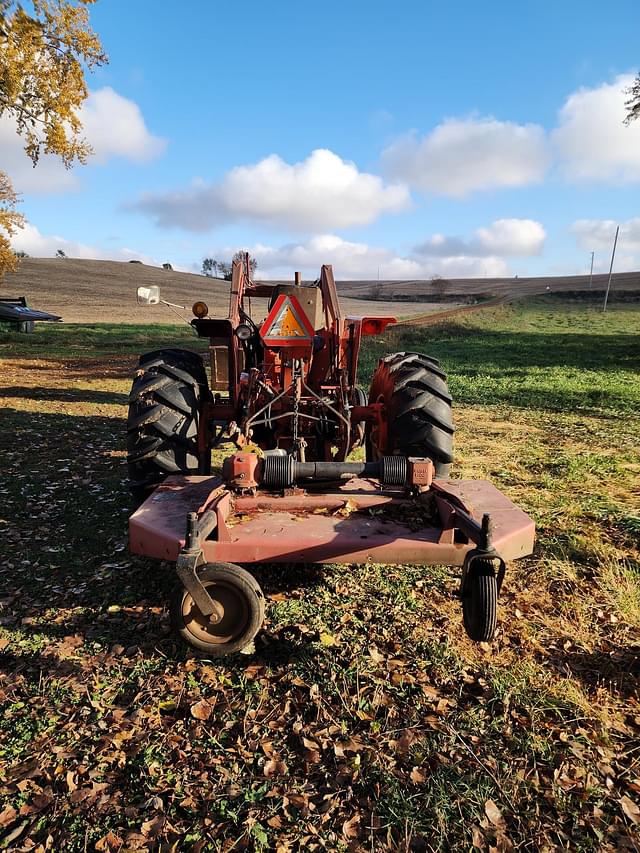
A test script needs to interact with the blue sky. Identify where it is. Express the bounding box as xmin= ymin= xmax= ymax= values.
xmin=5 ymin=0 xmax=640 ymax=278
